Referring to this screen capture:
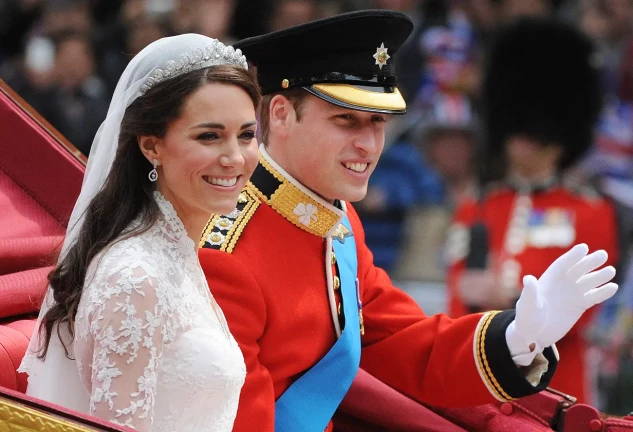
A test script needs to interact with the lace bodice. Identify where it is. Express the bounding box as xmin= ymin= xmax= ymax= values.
xmin=73 ymin=192 xmax=245 ymax=431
